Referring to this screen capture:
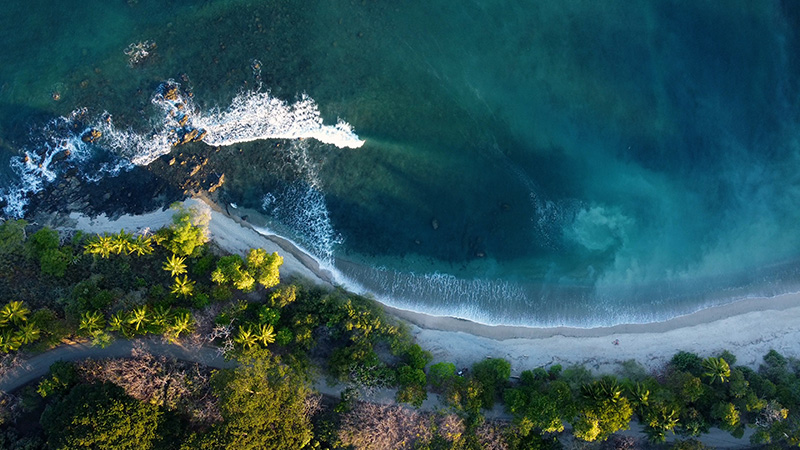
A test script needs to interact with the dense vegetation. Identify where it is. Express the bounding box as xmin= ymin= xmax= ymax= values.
xmin=1 ymin=207 xmax=800 ymax=449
